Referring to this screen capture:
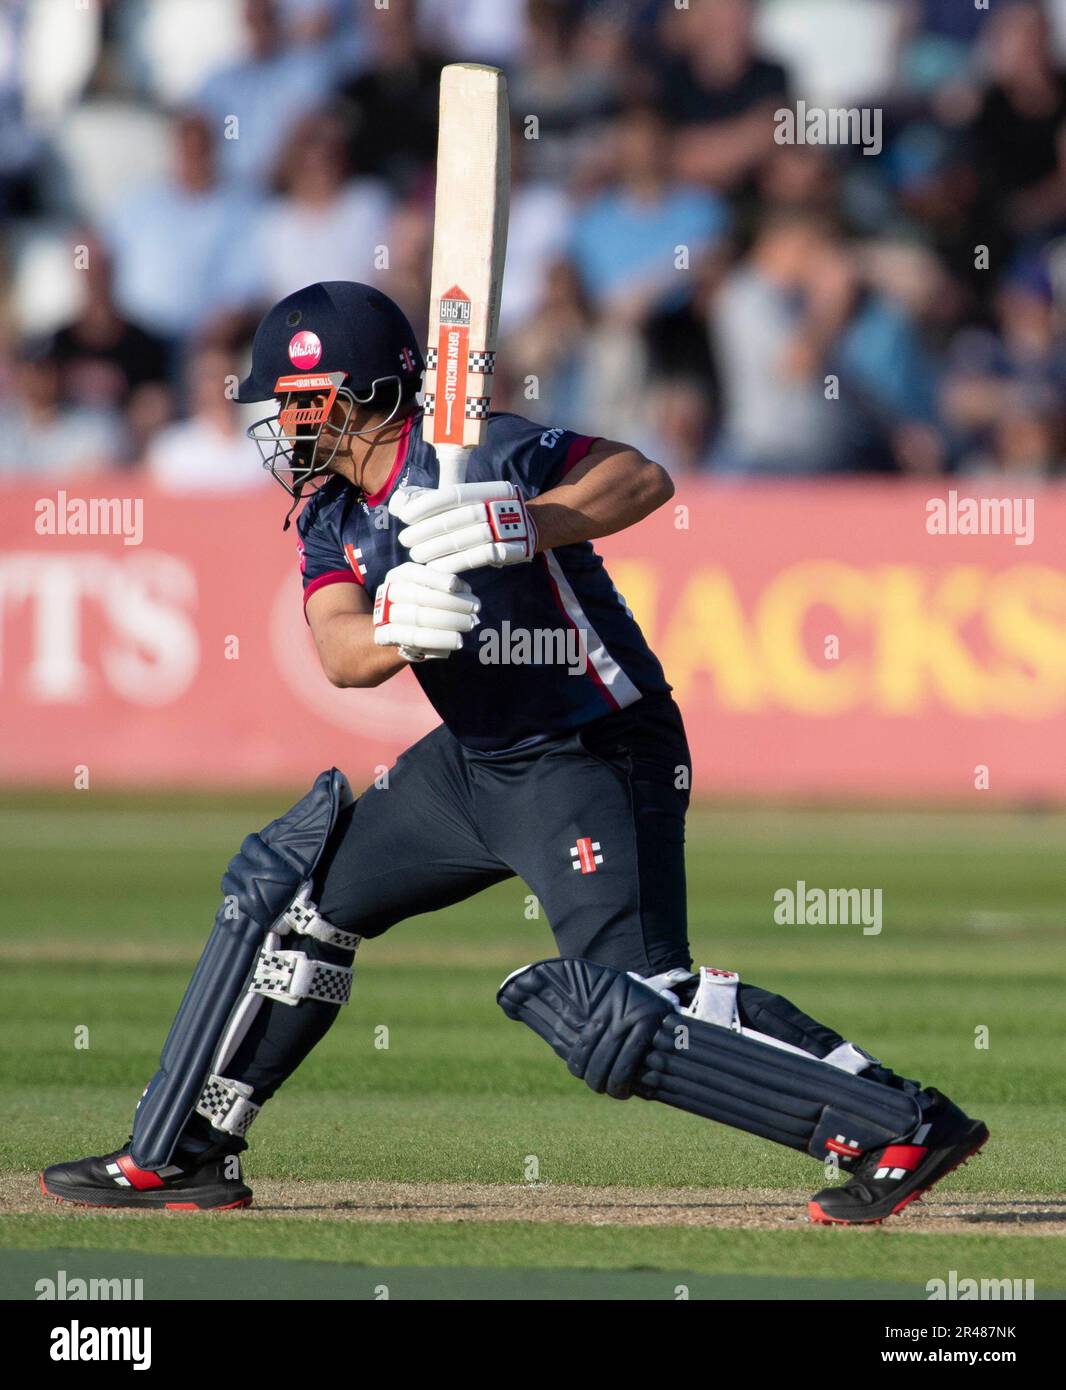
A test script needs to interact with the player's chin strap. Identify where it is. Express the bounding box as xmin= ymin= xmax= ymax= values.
xmin=282 ymin=486 xmax=306 ymax=533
